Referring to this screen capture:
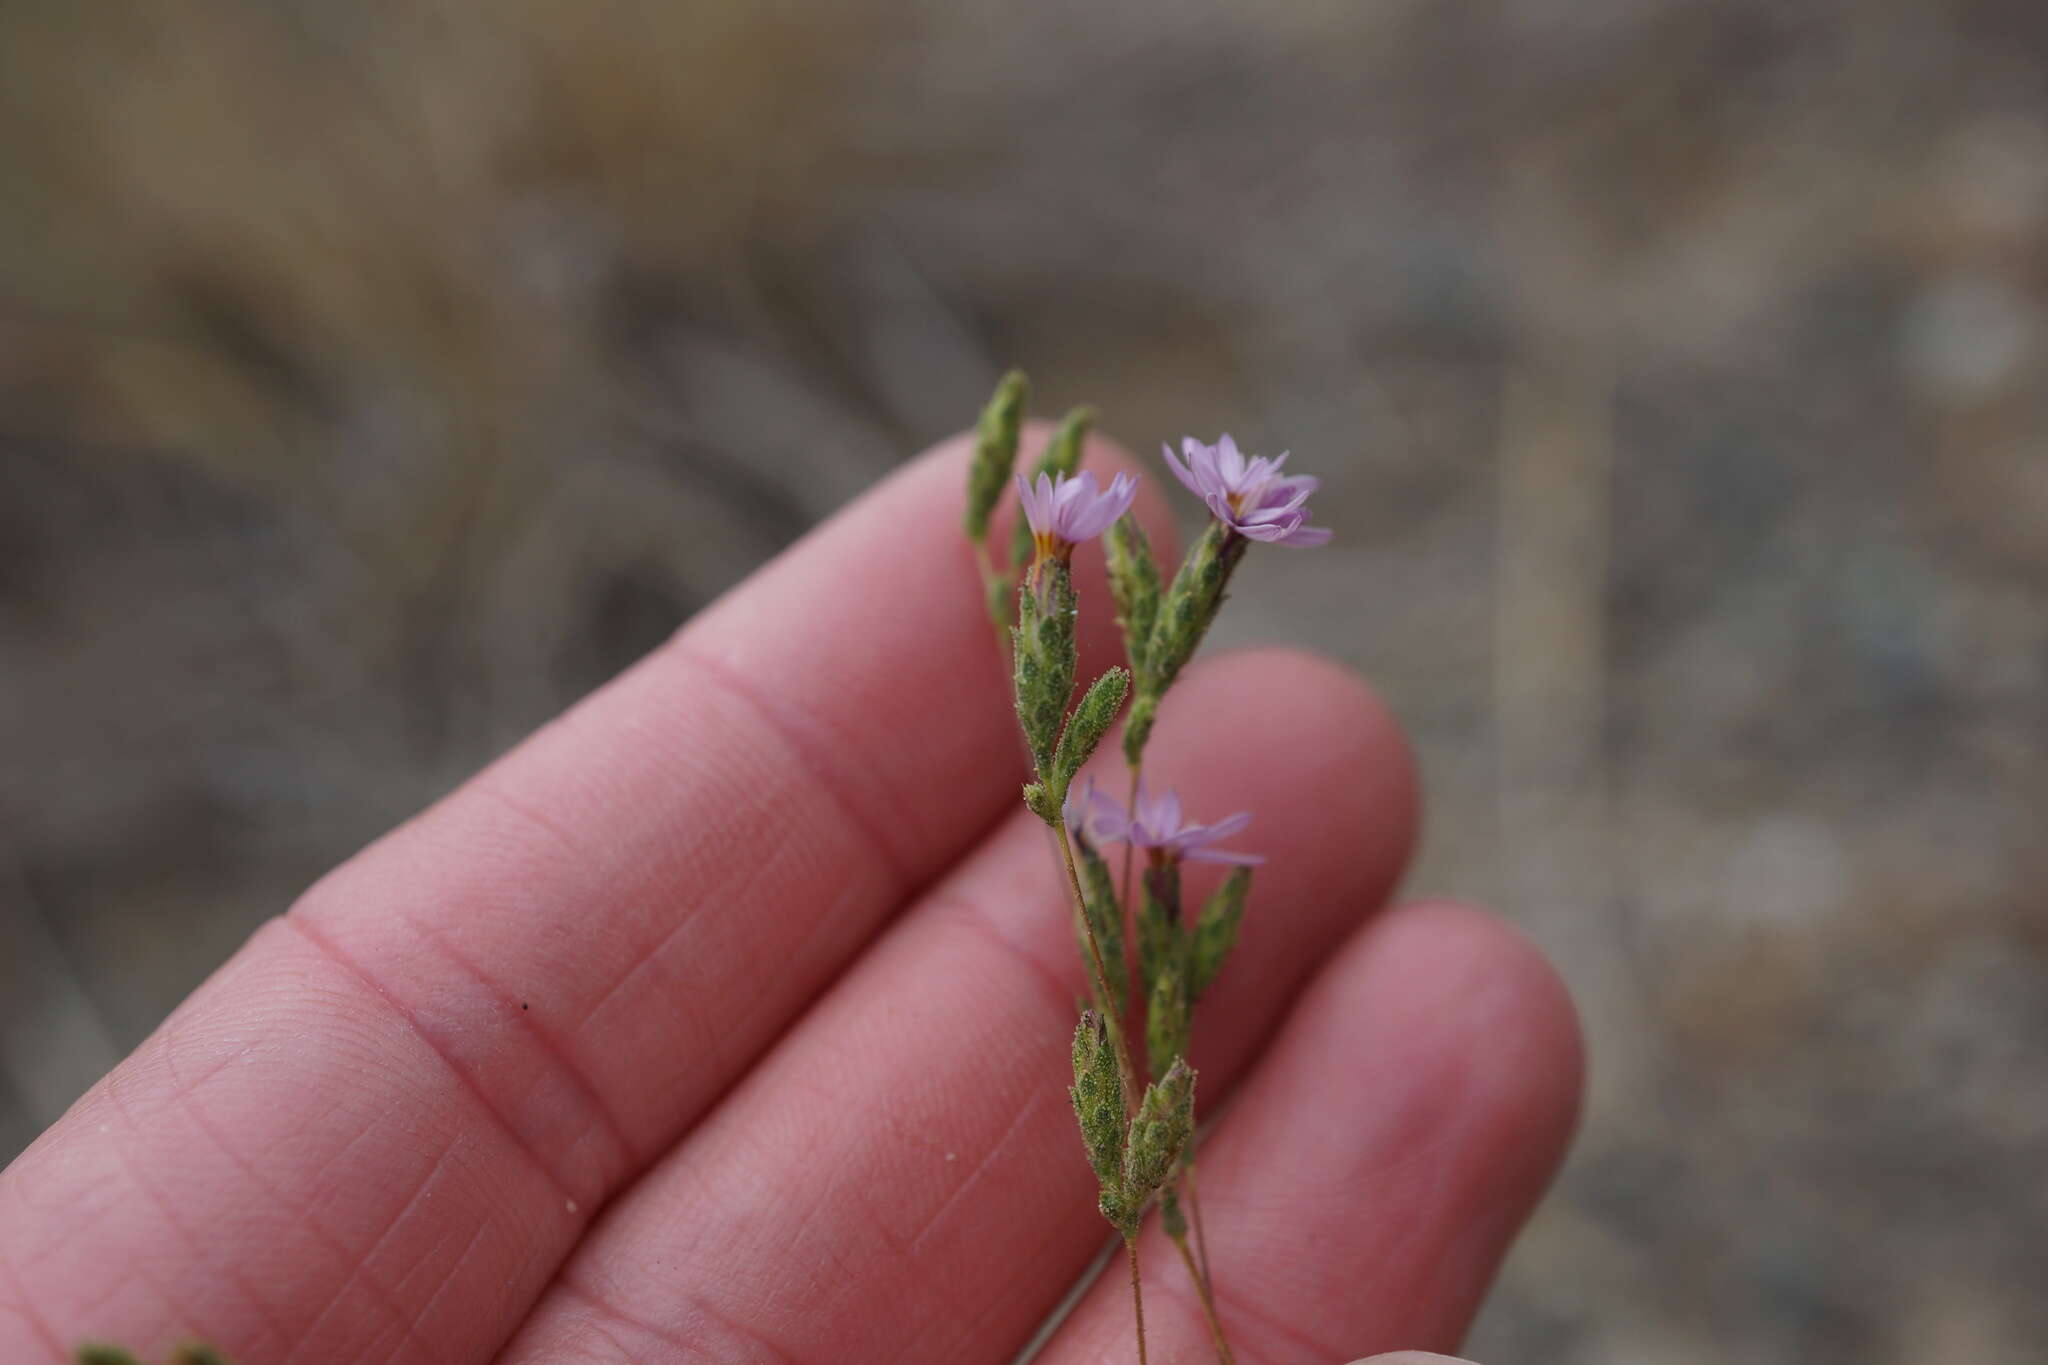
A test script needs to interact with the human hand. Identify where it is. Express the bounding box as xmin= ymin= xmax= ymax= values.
xmin=0 ymin=429 xmax=1581 ymax=1364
